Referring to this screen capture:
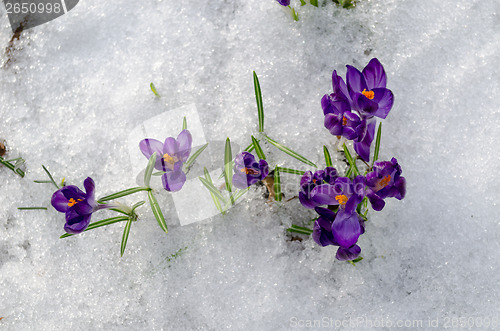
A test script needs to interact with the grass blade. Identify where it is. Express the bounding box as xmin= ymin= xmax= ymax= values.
xmin=199 ymin=176 xmax=227 ymax=205
xmin=343 ymin=144 xmax=359 ymax=176
xmin=121 ymin=217 xmax=133 ymax=257
xmin=144 ymin=152 xmax=157 ymax=188
xmin=98 ymin=187 xmax=151 ymax=203
xmin=251 ymin=136 xmax=266 ymax=160
xmin=60 ymin=216 xmax=129 ymax=238
xmin=42 ymin=165 xmax=59 ymax=189
xmin=276 ymin=167 xmax=305 ymax=176
xmin=290 ymin=224 xmax=313 ymax=233
xmin=131 ymin=201 xmax=146 ymax=213
xmin=373 ymin=122 xmax=382 ymax=164
xmin=264 ymin=135 xmax=317 ymax=168
xmin=231 ymin=186 xmax=250 ymax=202
xmin=150 ymin=82 xmax=160 ymax=97
xmin=0 ymin=156 xmax=25 ymax=177
xmin=204 ymin=168 xmax=223 ymax=213
xmin=148 ymin=191 xmax=168 ymax=233
xmin=224 ymin=138 xmax=234 ymax=205
xmin=17 ymin=207 xmax=47 ymax=210
xmin=345 ymin=165 xmax=353 ymax=178
xmin=182 ymin=116 xmax=187 ymax=130
xmin=274 ymin=167 xmax=282 ymax=202
xmin=33 ymin=180 xmax=53 ymax=184
xmin=244 ymin=142 xmax=255 ymax=153
xmin=323 ymin=145 xmax=332 ymax=167
xmin=253 ymin=72 xmax=264 ymax=132
xmin=184 ymin=143 xmax=209 ymax=170
xmin=286 ymin=227 xmax=313 ymax=235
